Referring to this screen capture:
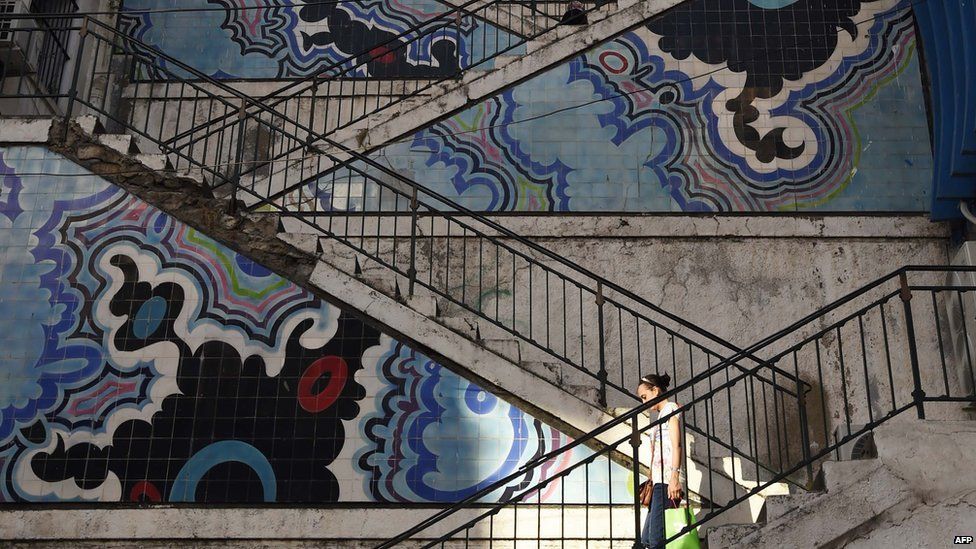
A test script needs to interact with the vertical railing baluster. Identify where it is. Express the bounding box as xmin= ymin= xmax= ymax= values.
xmin=932 ymin=291 xmax=952 ymax=397
xmin=879 ymin=300 xmax=898 ymax=410
xmin=63 ymin=16 xmax=88 ymax=142
xmin=596 ymin=281 xmax=607 ymax=407
xmin=899 ymin=272 xmax=926 ymax=419
xmin=795 ymin=352 xmax=814 ymax=488
xmin=229 ymin=99 xmax=246 ymax=215
xmin=836 ymin=325 xmax=852 ymax=437
xmin=631 ymin=417 xmax=642 ymax=549
xmin=857 ymin=315 xmax=875 ymax=425
xmin=407 ymin=185 xmax=419 ymax=297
